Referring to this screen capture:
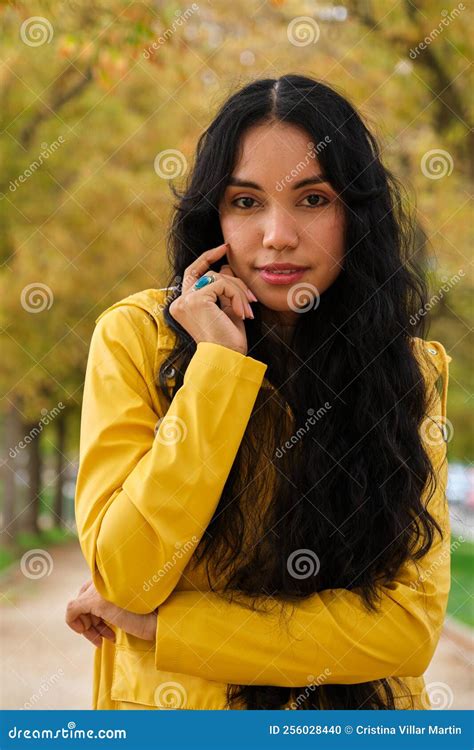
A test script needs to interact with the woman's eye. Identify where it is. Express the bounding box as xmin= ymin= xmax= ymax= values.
xmin=300 ymin=193 xmax=328 ymax=207
xmin=232 ymin=196 xmax=258 ymax=209
xmin=230 ymin=194 xmax=329 ymax=209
